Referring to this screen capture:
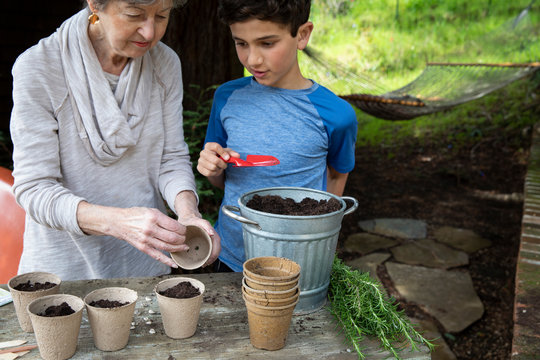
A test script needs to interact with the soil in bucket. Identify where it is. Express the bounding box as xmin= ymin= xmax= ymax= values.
xmin=246 ymin=195 xmax=341 ymax=216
